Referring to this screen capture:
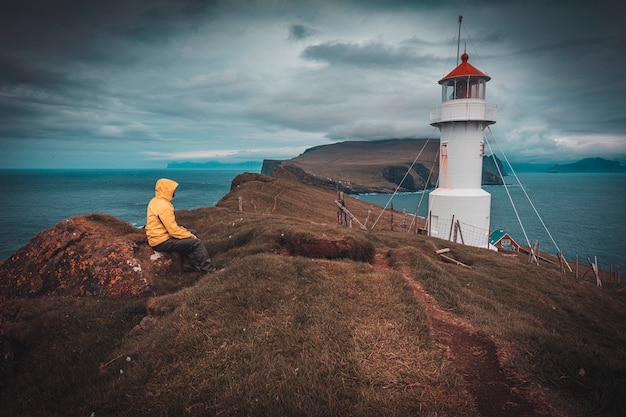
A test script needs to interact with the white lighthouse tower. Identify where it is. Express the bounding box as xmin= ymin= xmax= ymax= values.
xmin=428 ymin=51 xmax=497 ymax=248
